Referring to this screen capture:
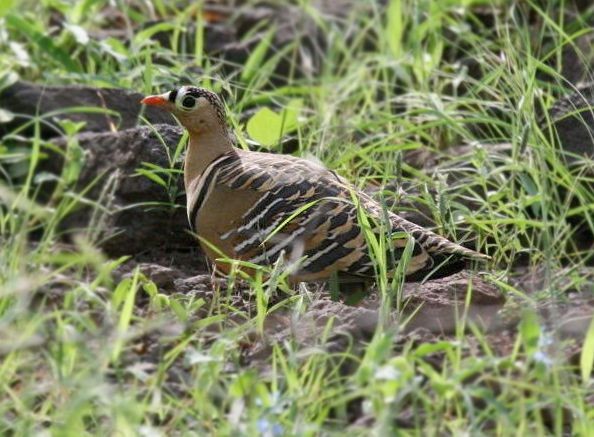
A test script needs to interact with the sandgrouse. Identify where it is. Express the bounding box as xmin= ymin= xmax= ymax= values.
xmin=141 ymin=86 xmax=488 ymax=283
